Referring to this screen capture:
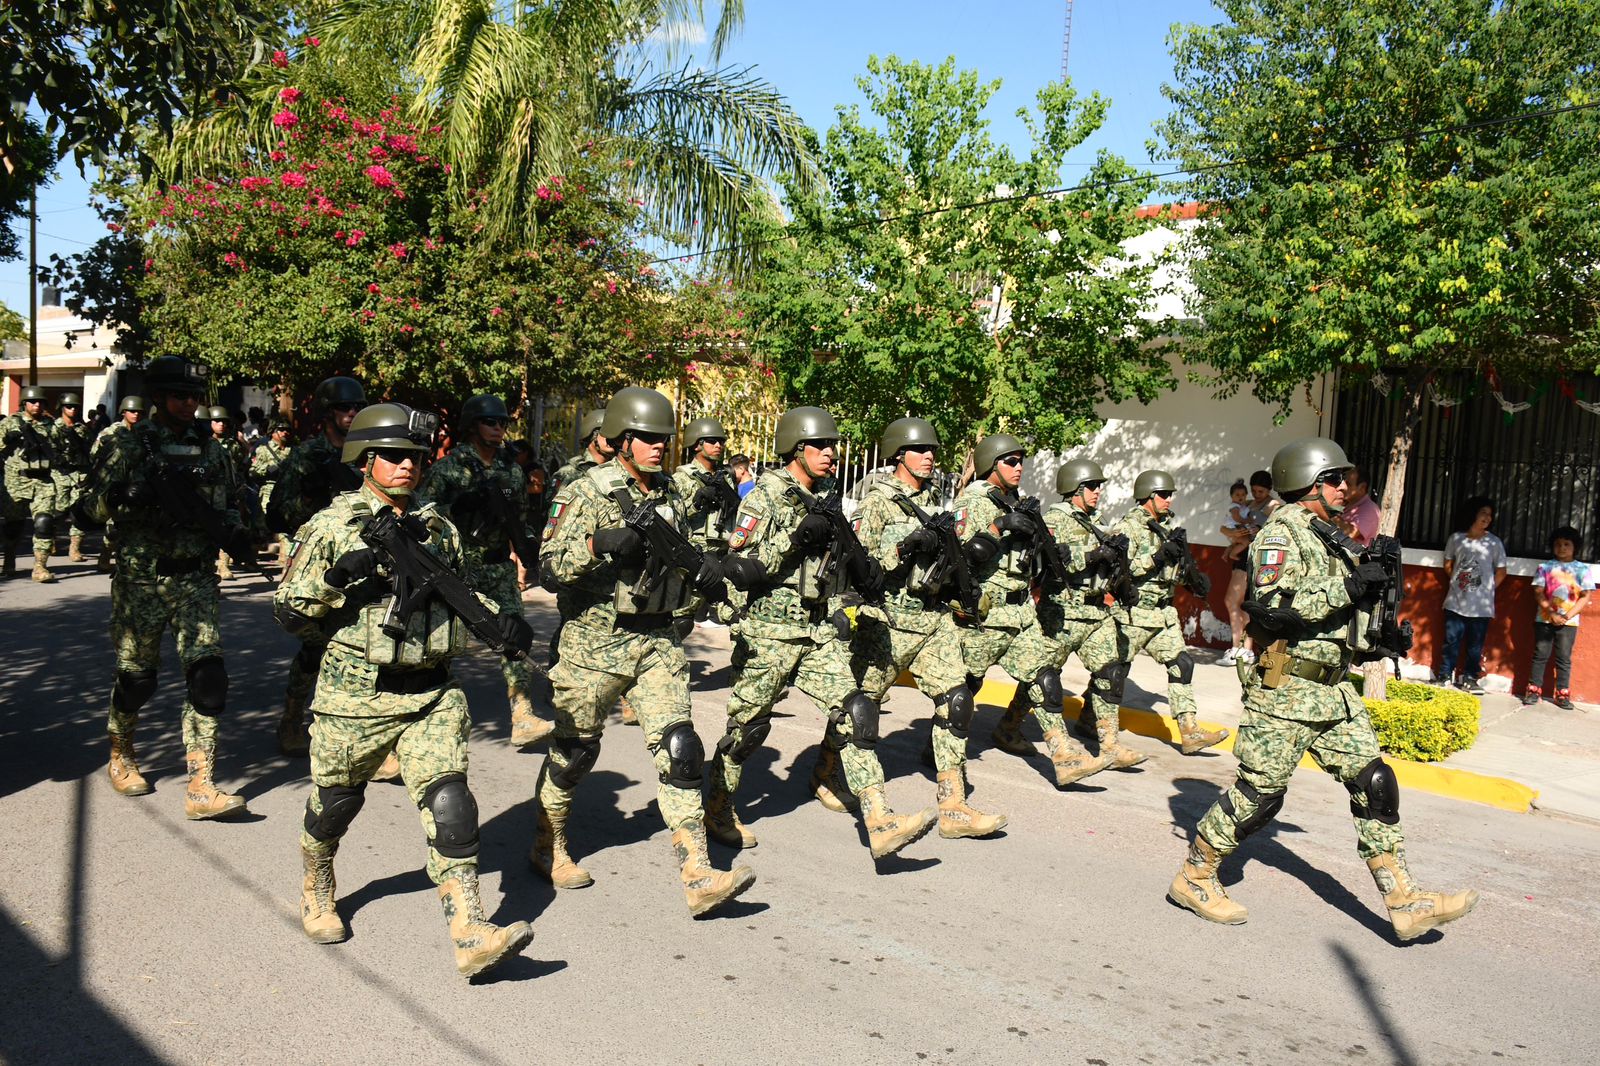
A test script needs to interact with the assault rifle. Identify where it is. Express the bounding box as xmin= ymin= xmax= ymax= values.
xmin=1361 ymin=533 xmax=1413 ymax=670
xmin=1149 ymin=522 xmax=1212 ymax=599
xmin=803 ymin=479 xmax=884 ymax=603
xmin=899 ymin=495 xmax=982 ymax=620
xmin=613 ymin=488 xmax=726 ymax=604
xmin=712 ymin=468 xmax=742 ymax=537
xmin=991 ymin=492 xmax=1069 ymax=593
xmin=3 ymin=418 xmax=55 ymax=471
xmin=1079 ymin=521 xmax=1138 ymax=608
xmin=359 ymin=507 xmax=532 ymax=663
xmin=138 ymin=443 xmax=254 ymax=564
